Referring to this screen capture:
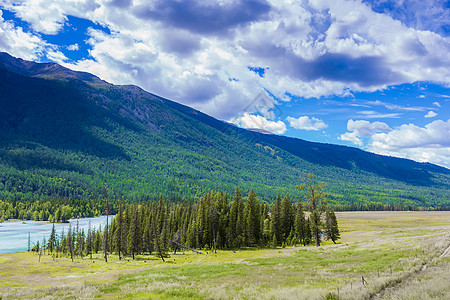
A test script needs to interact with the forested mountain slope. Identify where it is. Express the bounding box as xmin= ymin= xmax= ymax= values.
xmin=0 ymin=52 xmax=449 ymax=208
